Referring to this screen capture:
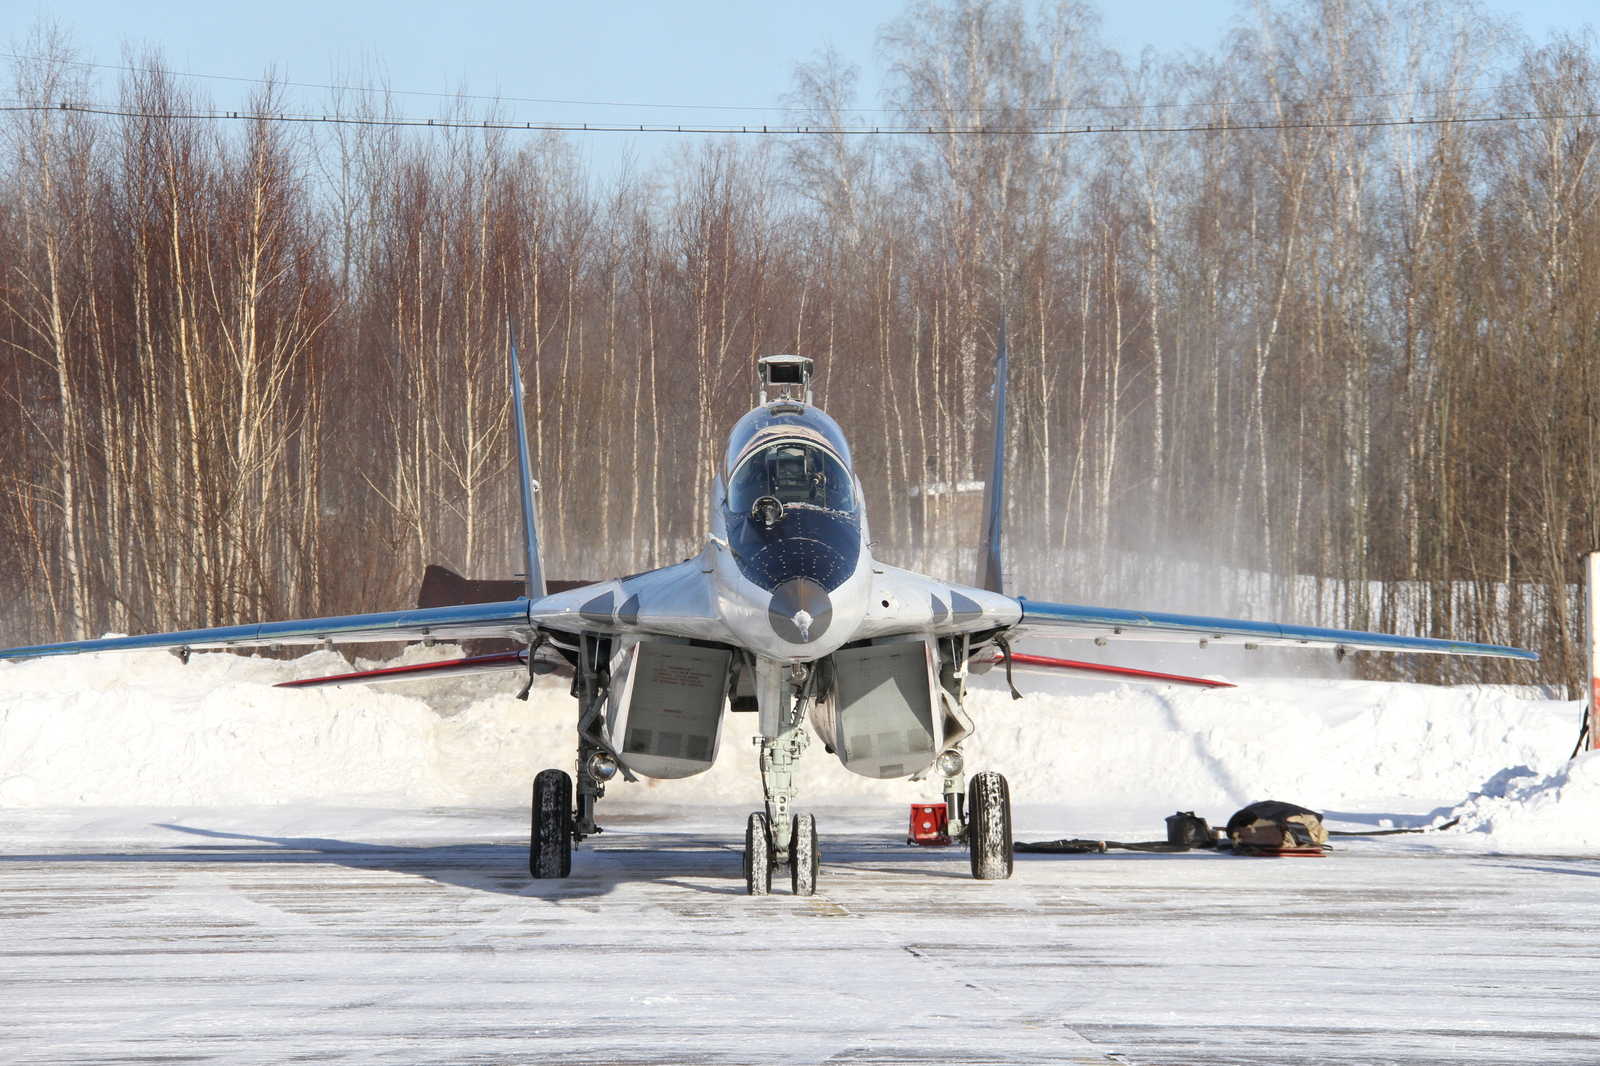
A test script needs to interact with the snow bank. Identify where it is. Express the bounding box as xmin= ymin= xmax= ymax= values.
xmin=0 ymin=647 xmax=567 ymax=808
xmin=1444 ymin=750 xmax=1600 ymax=849
xmin=0 ymin=646 xmax=1584 ymax=847
xmin=973 ymin=675 xmax=1575 ymax=812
